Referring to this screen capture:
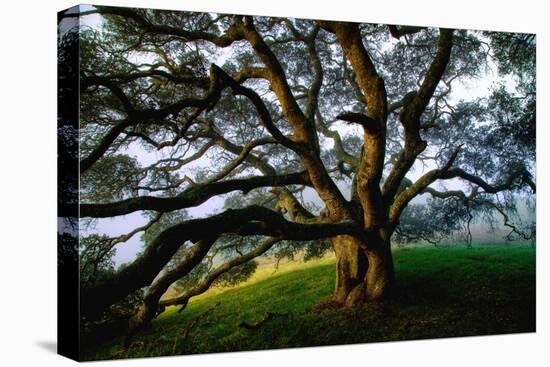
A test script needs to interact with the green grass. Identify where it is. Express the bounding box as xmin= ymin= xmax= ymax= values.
xmin=83 ymin=245 xmax=535 ymax=360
